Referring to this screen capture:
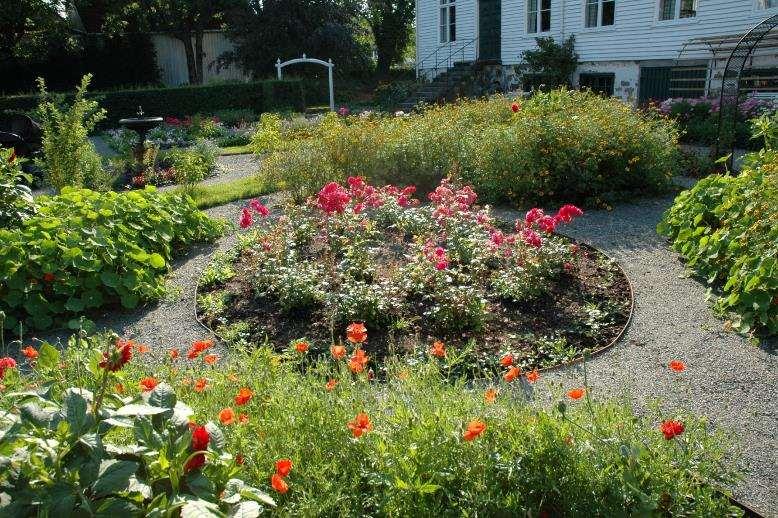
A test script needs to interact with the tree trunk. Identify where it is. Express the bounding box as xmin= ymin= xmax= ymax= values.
xmin=194 ymin=31 xmax=205 ymax=84
xmin=176 ymin=32 xmax=198 ymax=85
